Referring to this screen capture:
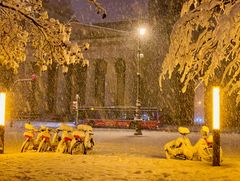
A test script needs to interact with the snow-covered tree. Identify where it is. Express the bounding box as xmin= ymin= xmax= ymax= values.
xmin=0 ymin=0 xmax=106 ymax=75
xmin=160 ymin=0 xmax=240 ymax=103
